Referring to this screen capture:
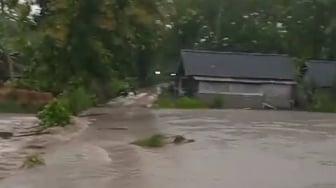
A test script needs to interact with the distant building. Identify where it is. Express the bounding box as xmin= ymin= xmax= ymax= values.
xmin=0 ymin=54 xmax=25 ymax=81
xmin=304 ymin=60 xmax=336 ymax=89
xmin=177 ymin=49 xmax=297 ymax=109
